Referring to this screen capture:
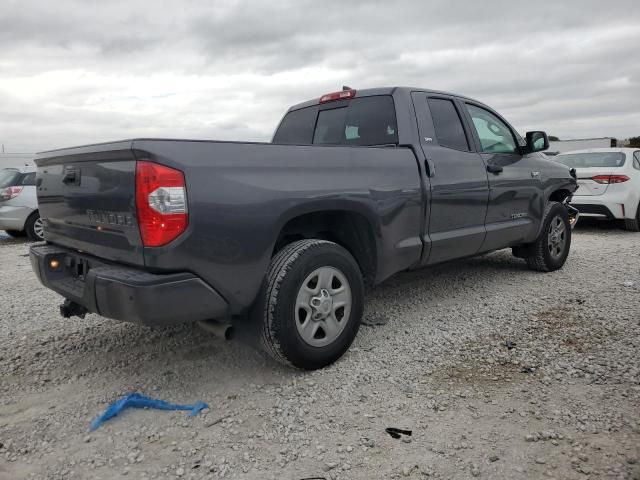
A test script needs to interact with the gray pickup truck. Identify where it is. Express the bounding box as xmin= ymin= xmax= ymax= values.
xmin=30 ymin=87 xmax=578 ymax=369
